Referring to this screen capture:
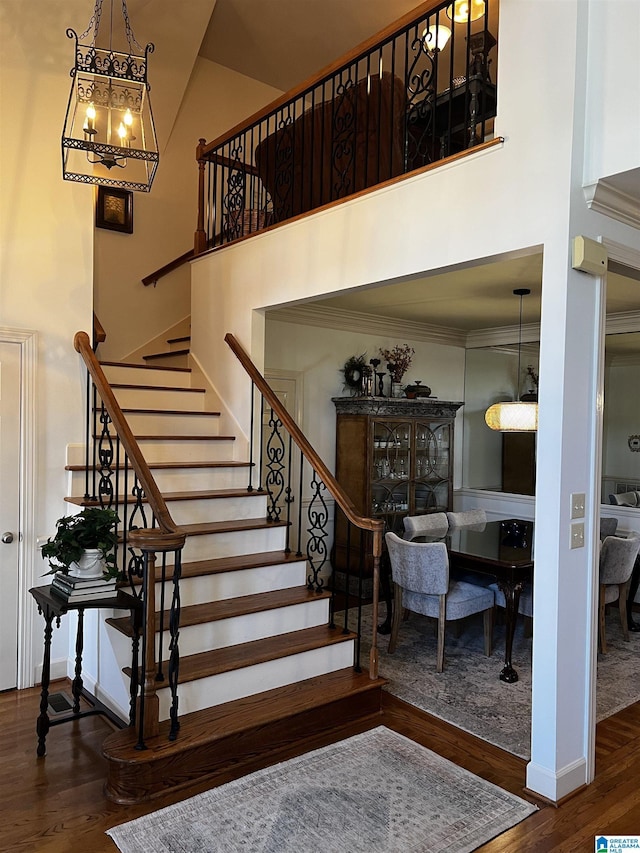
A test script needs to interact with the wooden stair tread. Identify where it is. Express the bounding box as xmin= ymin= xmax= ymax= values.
xmin=129 ymin=550 xmax=307 ymax=585
xmin=143 ymin=349 xmax=189 ymax=360
xmin=106 ymin=587 xmax=330 ymax=636
xmin=123 ymin=625 xmax=356 ymax=685
xmin=110 ymin=383 xmax=205 ymax=394
xmin=122 ymin=435 xmax=236 ymax=441
xmin=166 ymin=336 xmax=190 ymax=344
xmin=66 ymin=460 xmax=251 ymax=471
xmin=65 ymin=488 xmax=266 ymax=506
xmin=118 ymin=408 xmax=220 ymax=417
xmin=178 ymin=517 xmax=288 ymax=536
xmin=103 ymin=668 xmax=383 ymax=762
xmin=99 ymin=361 xmax=191 ymax=373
